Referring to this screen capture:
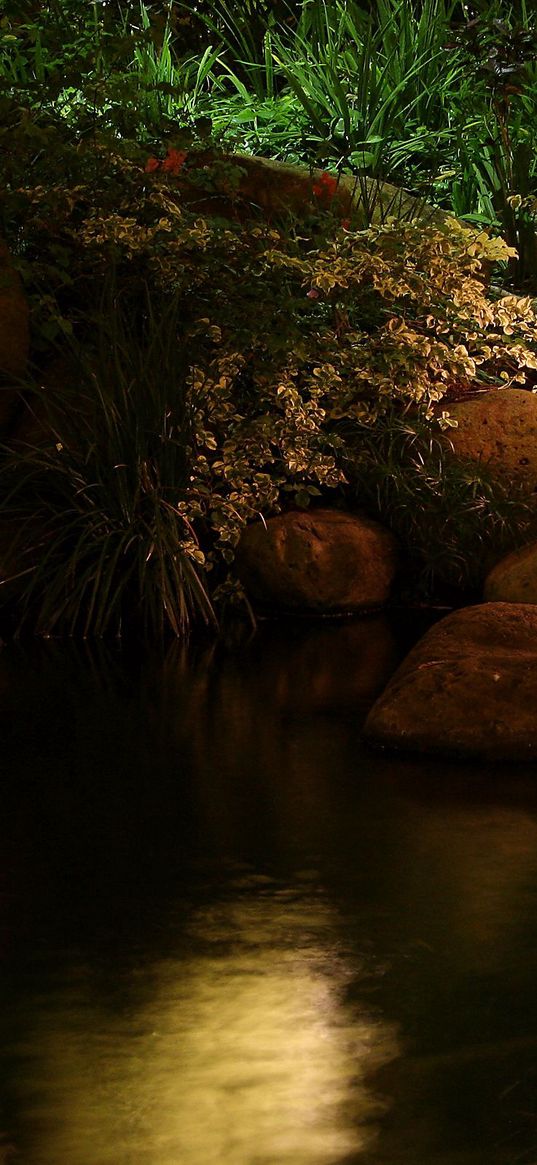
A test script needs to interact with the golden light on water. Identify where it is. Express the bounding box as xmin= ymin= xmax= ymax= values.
xmin=12 ymin=889 xmax=398 ymax=1164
